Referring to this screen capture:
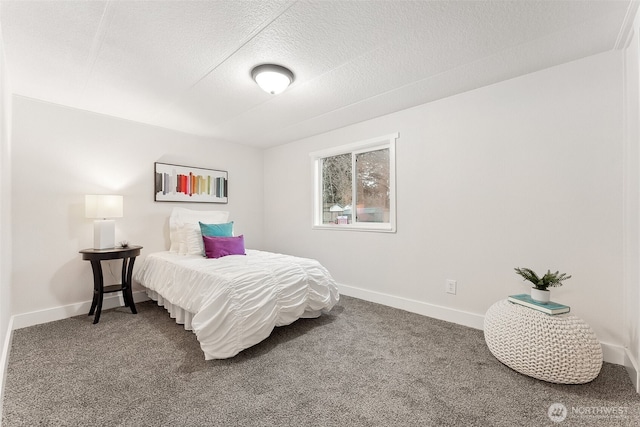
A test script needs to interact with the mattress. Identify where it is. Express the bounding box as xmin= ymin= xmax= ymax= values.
xmin=134 ymin=250 xmax=340 ymax=359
